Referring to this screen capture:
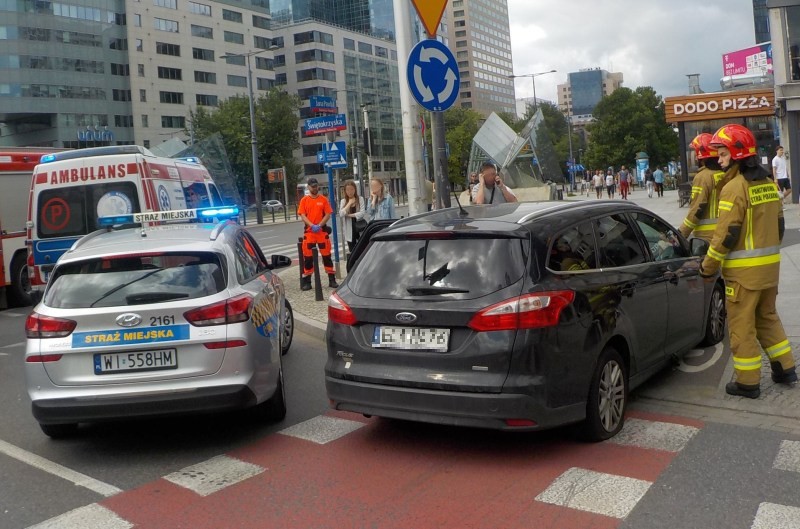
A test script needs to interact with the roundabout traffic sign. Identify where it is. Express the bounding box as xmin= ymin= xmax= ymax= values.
xmin=406 ymin=39 xmax=460 ymax=112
